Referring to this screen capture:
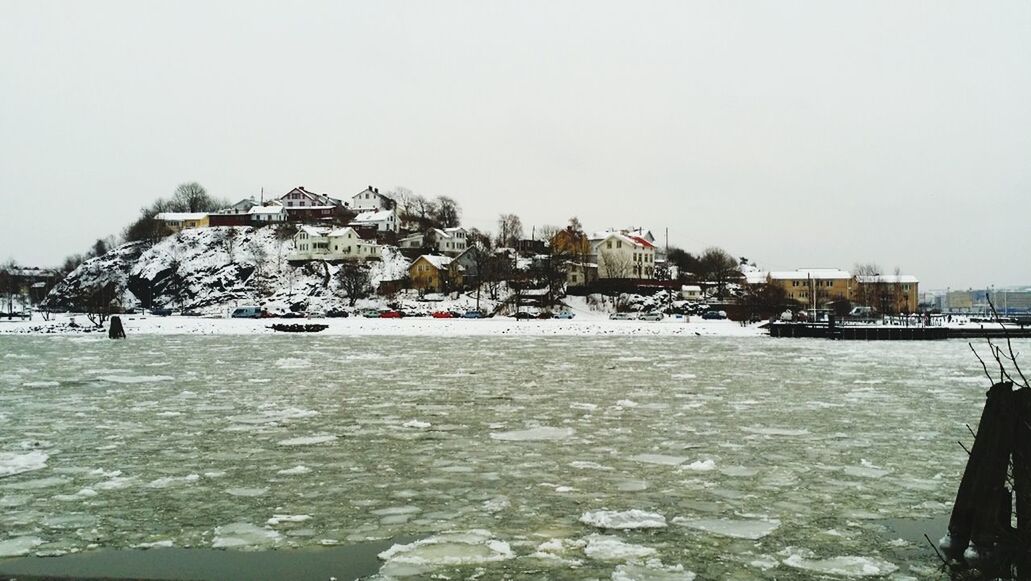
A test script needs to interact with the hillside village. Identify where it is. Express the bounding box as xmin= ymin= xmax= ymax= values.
xmin=2 ymin=181 xmax=993 ymax=323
